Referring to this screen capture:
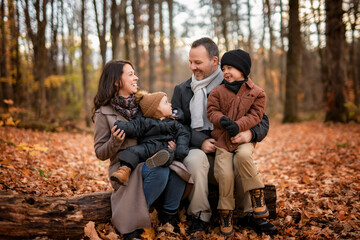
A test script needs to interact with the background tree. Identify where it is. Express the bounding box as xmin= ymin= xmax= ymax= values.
xmin=81 ymin=0 xmax=91 ymax=126
xmin=324 ymin=0 xmax=347 ymax=122
xmin=93 ymin=0 xmax=108 ymax=68
xmin=283 ymin=0 xmax=301 ymax=123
